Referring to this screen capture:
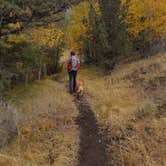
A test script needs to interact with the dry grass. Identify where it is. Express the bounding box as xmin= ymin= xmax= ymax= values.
xmin=0 ymin=79 xmax=79 ymax=166
xmin=78 ymin=54 xmax=166 ymax=166
xmin=0 ymin=52 xmax=165 ymax=166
